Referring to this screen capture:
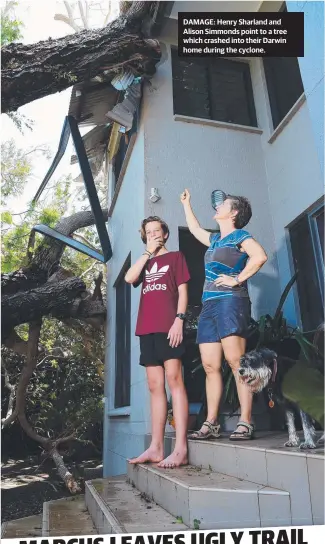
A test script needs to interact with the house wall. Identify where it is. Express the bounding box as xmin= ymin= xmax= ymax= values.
xmin=103 ymin=1 xmax=324 ymax=476
xmin=103 ymin=124 xmax=152 ymax=477
xmin=287 ymin=1 xmax=324 ymax=175
xmin=249 ymin=1 xmax=324 ymax=324
xmin=142 ymin=24 xmax=281 ymax=319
